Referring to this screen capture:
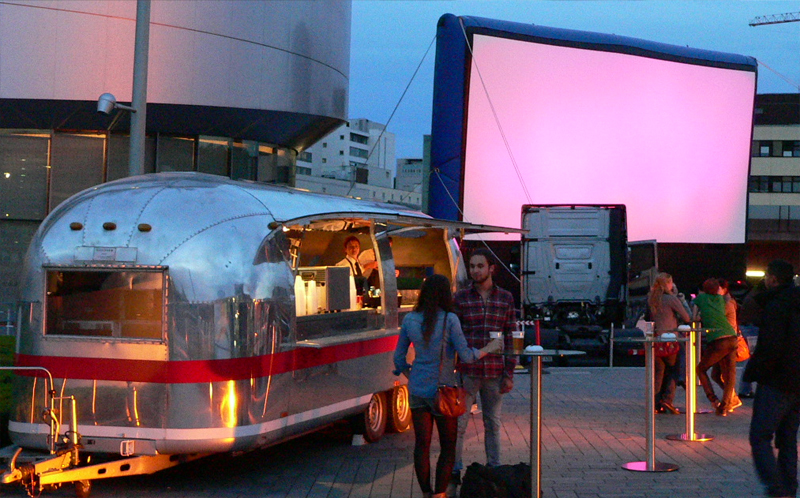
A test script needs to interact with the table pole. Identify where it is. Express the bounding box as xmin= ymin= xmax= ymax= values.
xmin=531 ymin=355 xmax=542 ymax=498
xmin=667 ymin=329 xmax=713 ymax=441
xmin=623 ymin=339 xmax=679 ymax=472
